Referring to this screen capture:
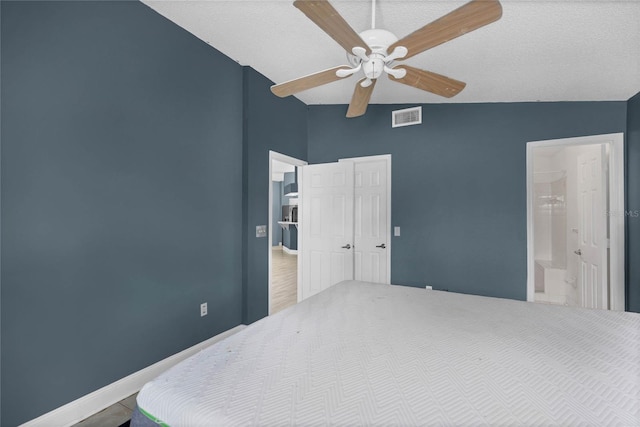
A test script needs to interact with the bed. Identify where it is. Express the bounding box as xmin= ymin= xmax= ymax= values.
xmin=132 ymin=280 xmax=640 ymax=426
